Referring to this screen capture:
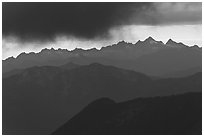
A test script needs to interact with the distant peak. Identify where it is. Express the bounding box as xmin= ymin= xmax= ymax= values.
xmin=166 ymin=39 xmax=187 ymax=48
xmin=145 ymin=36 xmax=156 ymax=42
xmin=87 ymin=48 xmax=98 ymax=51
xmin=191 ymin=45 xmax=200 ymax=49
xmin=4 ymin=56 xmax=15 ymax=61
xmin=135 ymin=40 xmax=142 ymax=44
xmin=193 ymin=45 xmax=199 ymax=48
xmin=73 ymin=48 xmax=84 ymax=51
xmin=142 ymin=37 xmax=159 ymax=45
xmin=41 ymin=48 xmax=49 ymax=52
xmin=117 ymin=40 xmax=127 ymax=45
xmin=41 ymin=47 xmax=59 ymax=52
xmin=166 ymin=39 xmax=176 ymax=45
xmin=17 ymin=52 xmax=27 ymax=58
xmin=8 ymin=56 xmax=15 ymax=59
